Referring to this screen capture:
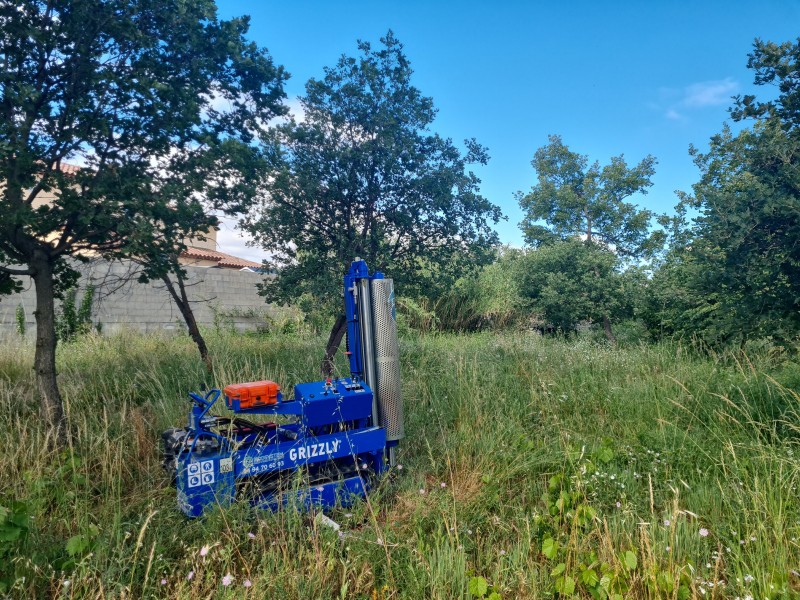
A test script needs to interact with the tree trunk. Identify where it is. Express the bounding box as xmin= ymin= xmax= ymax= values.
xmin=31 ymin=252 xmax=67 ymax=445
xmin=161 ymin=272 xmax=213 ymax=373
xmin=321 ymin=314 xmax=347 ymax=377
xmin=603 ymin=315 xmax=617 ymax=344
